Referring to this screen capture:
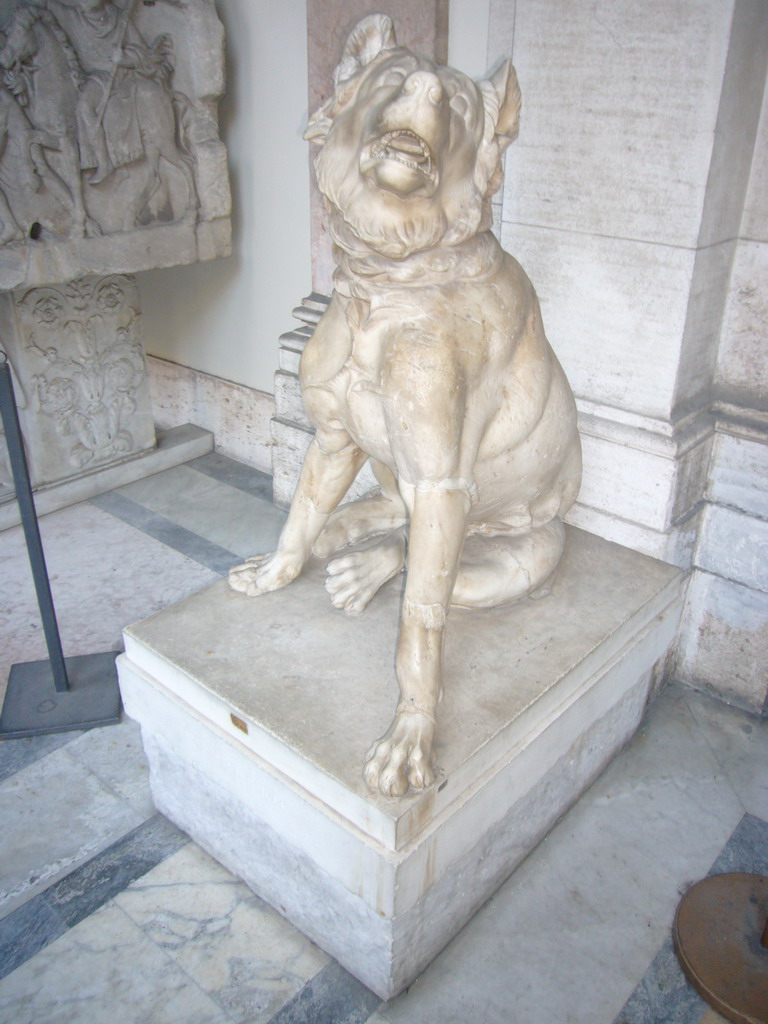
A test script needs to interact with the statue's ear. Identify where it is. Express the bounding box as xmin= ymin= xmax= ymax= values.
xmin=474 ymin=61 xmax=522 ymax=198
xmin=304 ymin=100 xmax=333 ymax=144
xmin=305 ymin=14 xmax=398 ymax=145
xmin=482 ymin=60 xmax=521 ymax=151
xmin=333 ymin=14 xmax=397 ymax=87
